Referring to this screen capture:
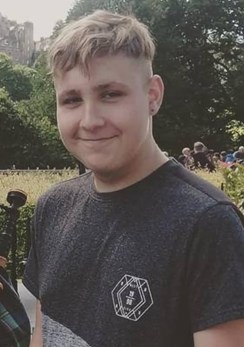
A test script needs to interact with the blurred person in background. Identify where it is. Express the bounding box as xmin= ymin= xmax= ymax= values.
xmin=234 ymin=146 xmax=244 ymax=163
xmin=192 ymin=142 xmax=215 ymax=172
xmin=181 ymin=147 xmax=194 ymax=170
